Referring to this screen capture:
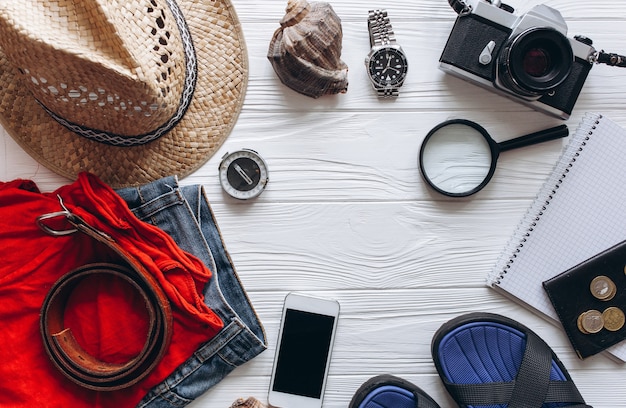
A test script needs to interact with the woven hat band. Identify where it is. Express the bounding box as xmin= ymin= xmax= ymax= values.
xmin=0 ymin=0 xmax=195 ymax=144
